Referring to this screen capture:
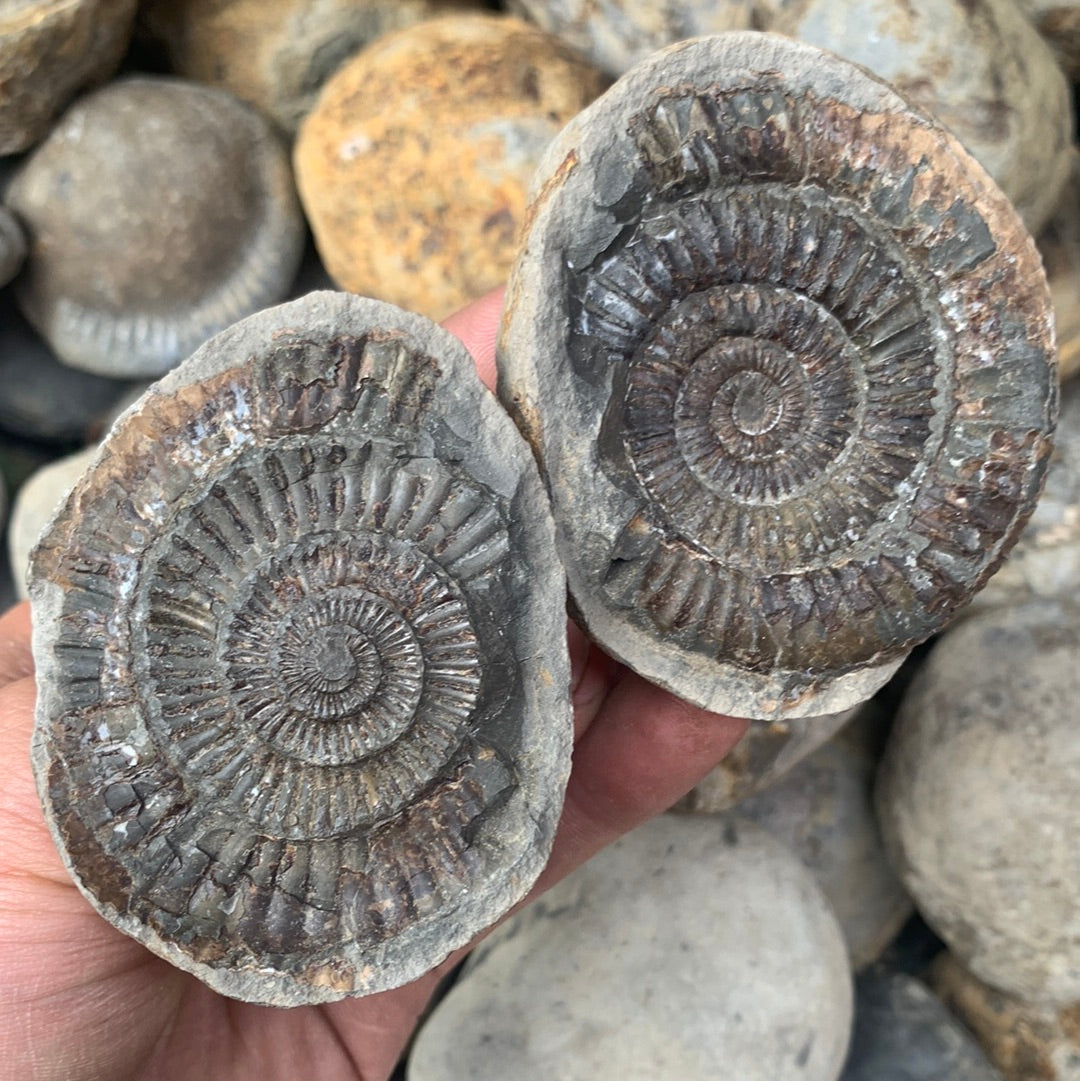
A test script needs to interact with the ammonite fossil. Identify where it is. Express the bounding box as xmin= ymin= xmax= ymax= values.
xmin=498 ymin=33 xmax=1057 ymax=720
xmin=29 ymin=293 xmax=571 ymax=1005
